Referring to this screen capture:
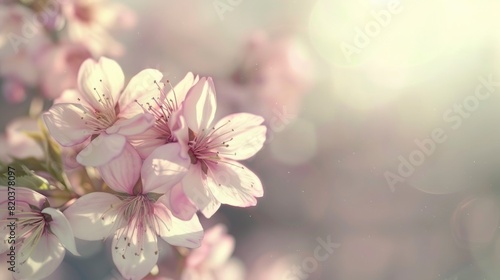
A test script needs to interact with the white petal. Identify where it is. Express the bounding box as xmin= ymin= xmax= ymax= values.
xmin=158 ymin=184 xmax=197 ymax=221
xmin=181 ymin=167 xmax=221 ymax=218
xmin=77 ymin=57 xmax=124 ymax=111
xmin=182 ymin=77 xmax=217 ymax=133
xmin=112 ymin=225 xmax=159 ymax=280
xmin=155 ymin=201 xmax=203 ymax=248
xmin=42 ymin=103 xmax=93 ymax=147
xmin=106 ymin=113 xmax=155 ymax=136
xmin=64 ymin=192 xmax=122 ymax=241
xmin=42 ymin=207 xmax=79 ymax=256
xmin=165 ymin=72 xmax=199 ymax=121
xmin=142 ymin=143 xmax=190 ymax=193
xmin=98 ymin=143 xmax=141 ymax=194
xmin=206 ymin=161 xmax=263 ymax=207
xmin=172 ymin=113 xmax=190 ymax=159
xmin=76 ymin=133 xmax=126 ymax=167
xmin=15 ymin=234 xmax=65 ymax=280
xmin=212 ymin=113 xmax=267 ymax=160
xmin=118 ymin=69 xmax=163 ymax=119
